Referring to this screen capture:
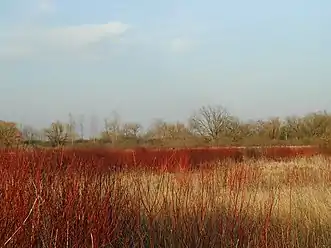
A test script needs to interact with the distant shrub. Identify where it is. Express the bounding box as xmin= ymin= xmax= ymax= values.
xmin=244 ymin=147 xmax=263 ymax=160
xmin=0 ymin=121 xmax=22 ymax=147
